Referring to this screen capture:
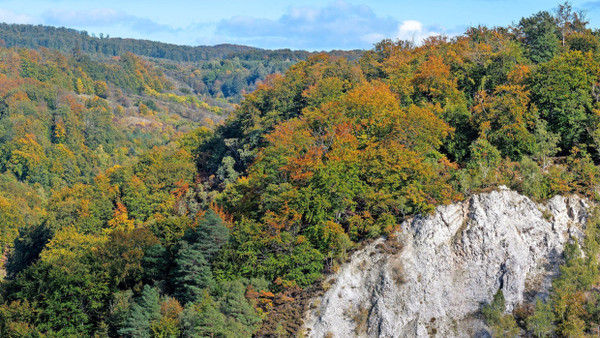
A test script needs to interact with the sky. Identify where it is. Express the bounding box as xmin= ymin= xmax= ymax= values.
xmin=1 ymin=0 xmax=600 ymax=51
